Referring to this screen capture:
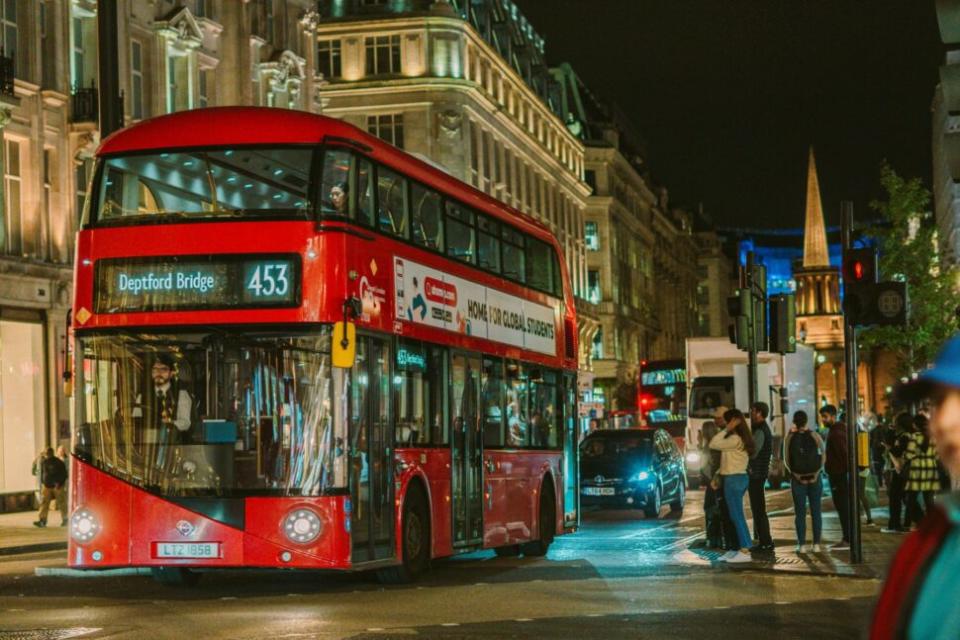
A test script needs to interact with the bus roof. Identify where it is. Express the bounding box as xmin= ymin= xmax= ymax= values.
xmin=97 ymin=107 xmax=566 ymax=264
